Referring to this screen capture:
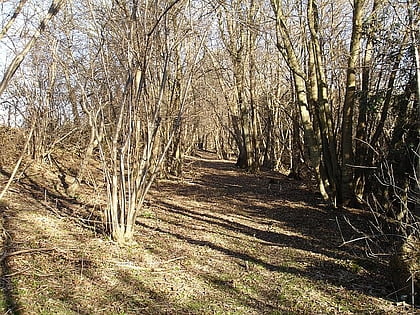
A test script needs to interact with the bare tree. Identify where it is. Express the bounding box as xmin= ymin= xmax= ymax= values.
xmin=0 ymin=0 xmax=29 ymax=42
xmin=86 ymin=0 xmax=199 ymax=244
xmin=0 ymin=0 xmax=67 ymax=97
xmin=341 ymin=0 xmax=366 ymax=204
xmin=216 ymin=0 xmax=264 ymax=170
